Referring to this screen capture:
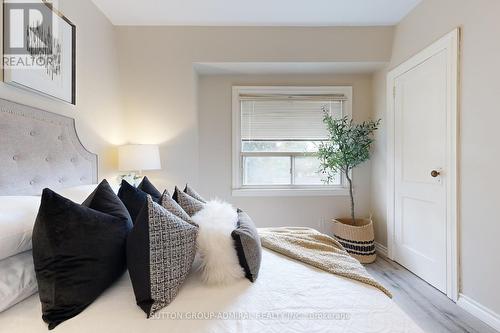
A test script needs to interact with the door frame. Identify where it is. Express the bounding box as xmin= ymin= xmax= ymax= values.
xmin=386 ymin=28 xmax=460 ymax=302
